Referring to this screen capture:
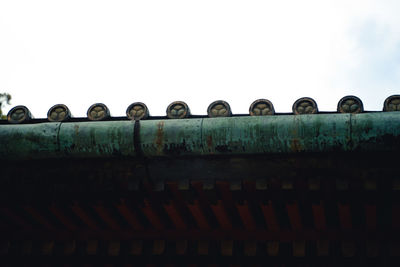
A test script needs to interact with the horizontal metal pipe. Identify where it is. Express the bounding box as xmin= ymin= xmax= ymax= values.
xmin=0 ymin=121 xmax=136 ymax=159
xmin=1 ymin=112 xmax=400 ymax=160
